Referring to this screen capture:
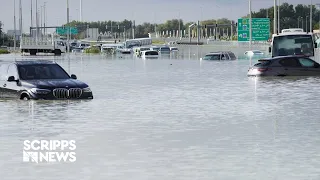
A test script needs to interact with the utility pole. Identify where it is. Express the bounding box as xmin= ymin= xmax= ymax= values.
xmin=111 ymin=21 xmax=113 ymax=39
xmin=31 ymin=0 xmax=33 ymax=37
xmin=67 ymin=0 xmax=70 ymax=53
xmin=278 ymin=0 xmax=280 ymax=33
xmin=132 ymin=20 xmax=135 ymax=39
xmin=0 ymin=22 xmax=2 ymax=46
xmin=306 ymin=16 xmax=308 ymax=32
xmin=178 ymin=12 xmax=181 ymax=39
xmin=231 ymin=21 xmax=233 ymax=41
xmin=249 ymin=0 xmax=252 ymax=51
xmin=310 ymin=0 xmax=313 ymax=33
xmin=197 ymin=20 xmax=200 ymax=44
xmin=36 ymin=0 xmax=38 ymax=43
xmin=13 ymin=0 xmax=17 ymax=51
xmin=215 ymin=19 xmax=218 ymax=40
xmin=44 ymin=2 xmax=46 ymax=37
xmin=274 ymin=0 xmax=277 ymax=34
xmin=19 ymin=0 xmax=22 ymax=41
xmin=40 ymin=5 xmax=43 ymax=40
xmin=80 ymin=0 xmax=82 ymax=21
